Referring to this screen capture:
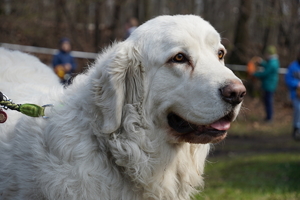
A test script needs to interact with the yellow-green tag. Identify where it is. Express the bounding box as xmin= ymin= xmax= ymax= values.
xmin=19 ymin=103 xmax=45 ymax=117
